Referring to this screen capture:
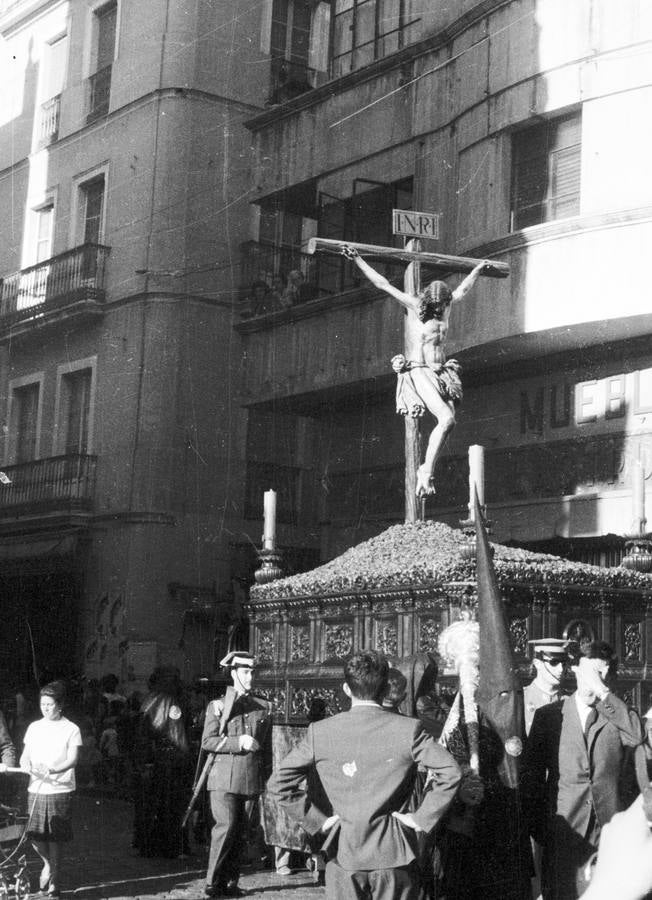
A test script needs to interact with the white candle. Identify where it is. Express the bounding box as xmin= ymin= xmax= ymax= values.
xmin=632 ymin=459 xmax=646 ymax=535
xmin=468 ymin=445 xmax=485 ymax=520
xmin=263 ymin=489 xmax=277 ymax=550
